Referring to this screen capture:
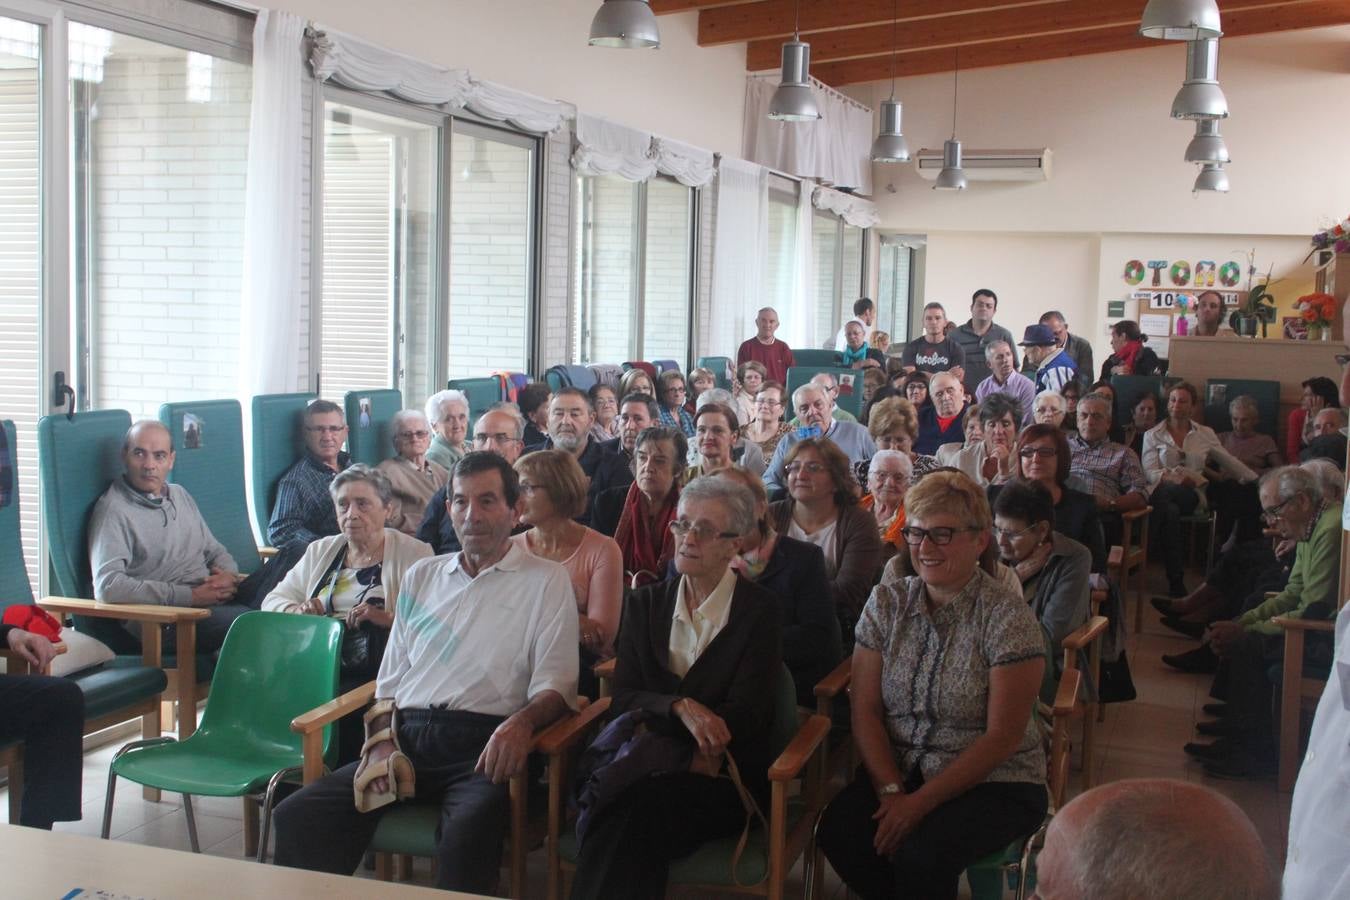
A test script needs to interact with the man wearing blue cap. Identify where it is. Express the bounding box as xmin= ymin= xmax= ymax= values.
xmin=1019 ymin=324 xmax=1079 ymax=396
